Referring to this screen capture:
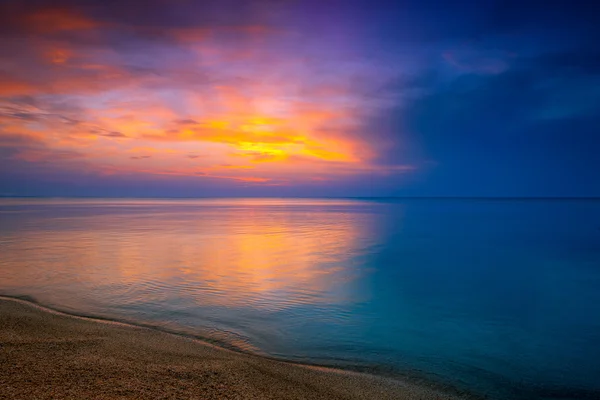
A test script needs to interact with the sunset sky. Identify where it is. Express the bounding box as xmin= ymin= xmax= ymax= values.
xmin=1 ymin=0 xmax=598 ymax=197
